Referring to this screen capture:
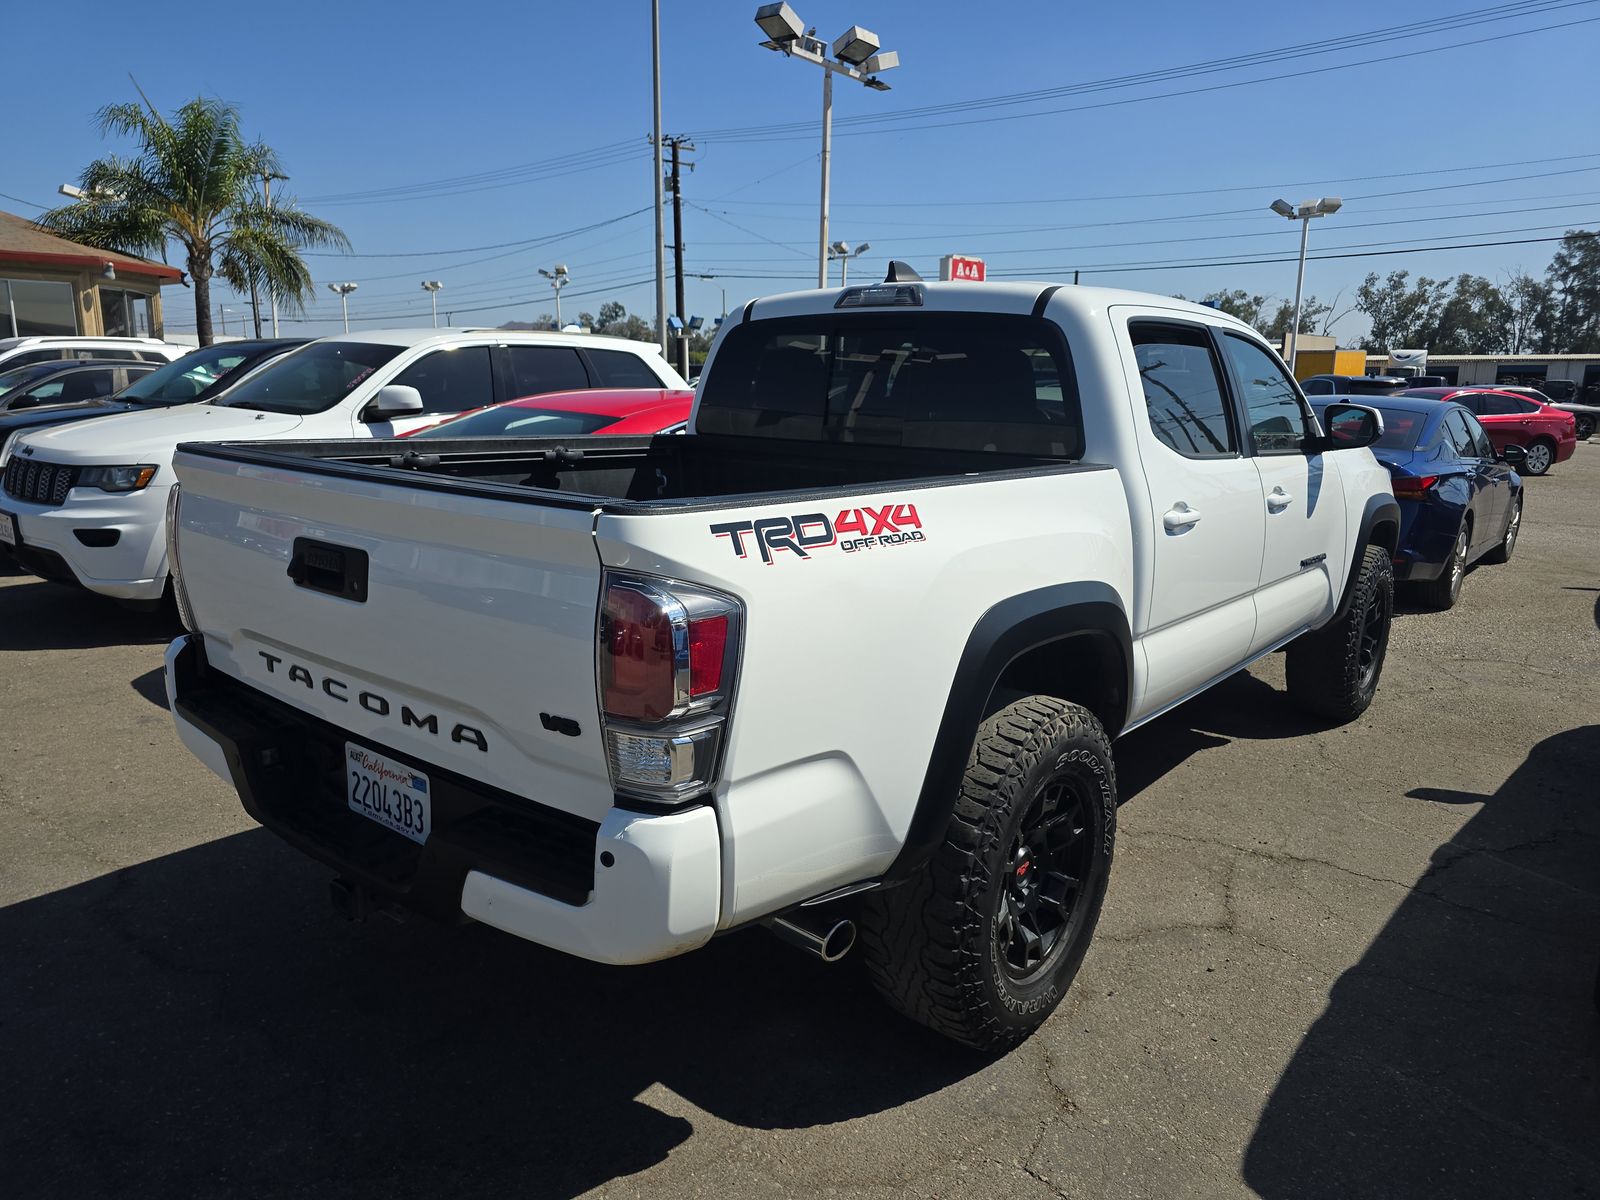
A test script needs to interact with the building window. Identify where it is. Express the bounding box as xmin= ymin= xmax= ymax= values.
xmin=0 ymin=279 xmax=78 ymax=338
xmin=101 ymin=288 xmax=153 ymax=338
